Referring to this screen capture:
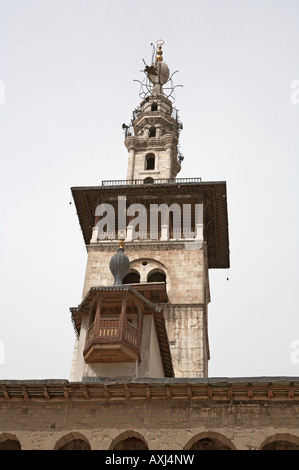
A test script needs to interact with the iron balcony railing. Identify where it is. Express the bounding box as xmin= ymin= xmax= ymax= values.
xmin=101 ymin=177 xmax=202 ymax=187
